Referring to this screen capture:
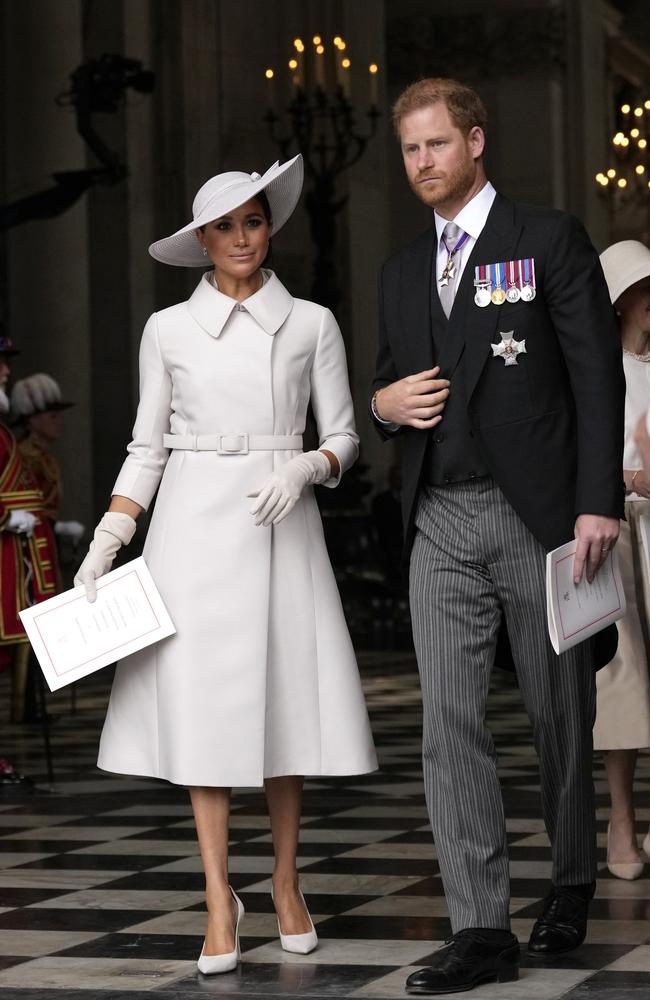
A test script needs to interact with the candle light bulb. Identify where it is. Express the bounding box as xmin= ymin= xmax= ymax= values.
xmin=341 ymin=57 xmax=351 ymax=68
xmin=313 ymin=35 xmax=322 ymax=45
xmin=639 ymin=139 xmax=648 ymax=149
xmin=607 ymin=168 xmax=616 ymax=177
xmin=316 ymin=44 xmax=325 ymax=54
xmin=636 ymin=164 xmax=645 ymax=174
xmin=288 ymin=59 xmax=298 ymax=70
xmin=265 ymin=68 xmax=274 ymax=79
xmin=369 ymin=63 xmax=378 ymax=74
xmin=645 ymin=99 xmax=650 ymax=109
xmin=621 ymin=104 xmax=631 ymax=114
xmin=618 ymin=178 xmax=627 ymax=187
xmin=634 ymin=107 xmax=643 ymax=116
